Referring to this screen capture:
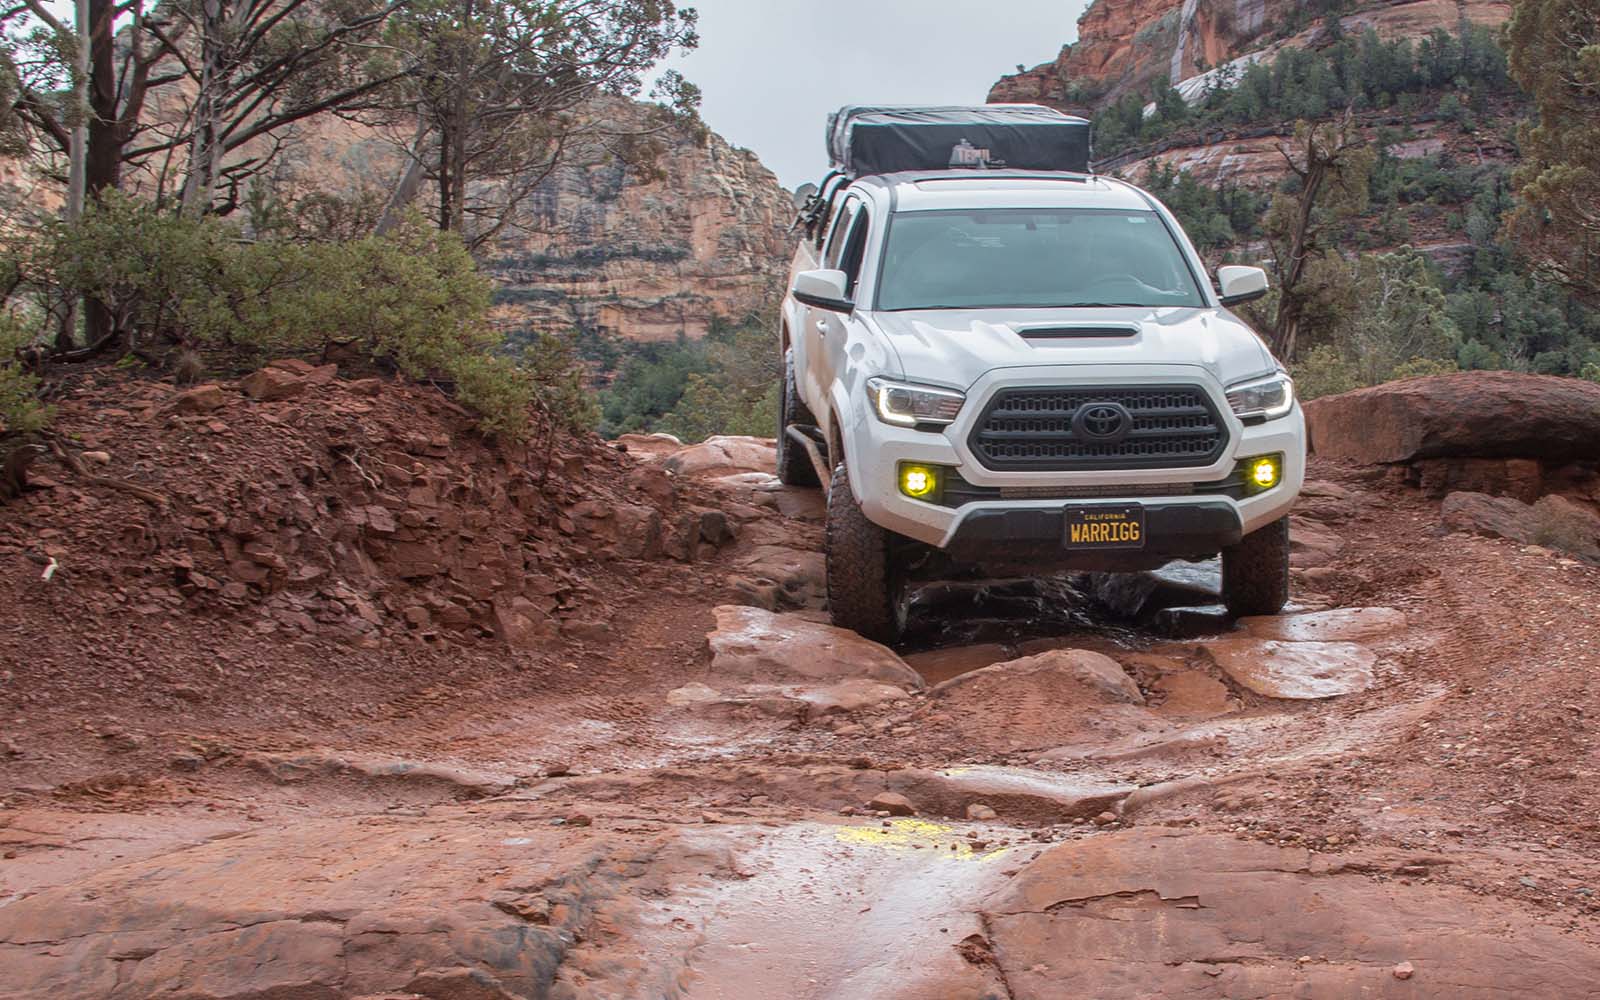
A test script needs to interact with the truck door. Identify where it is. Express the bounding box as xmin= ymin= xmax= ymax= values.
xmin=809 ymin=195 xmax=871 ymax=430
